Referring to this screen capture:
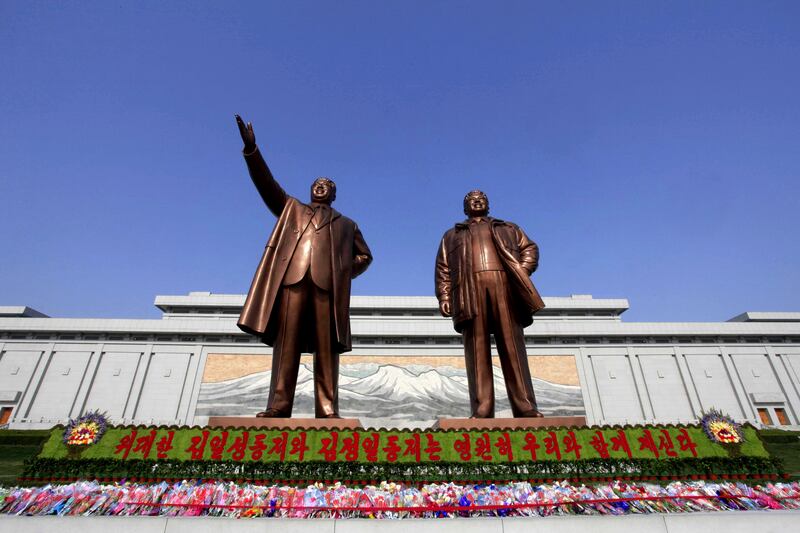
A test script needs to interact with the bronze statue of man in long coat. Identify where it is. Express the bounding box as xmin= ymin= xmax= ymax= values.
xmin=235 ymin=115 xmax=372 ymax=418
xmin=435 ymin=190 xmax=545 ymax=418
